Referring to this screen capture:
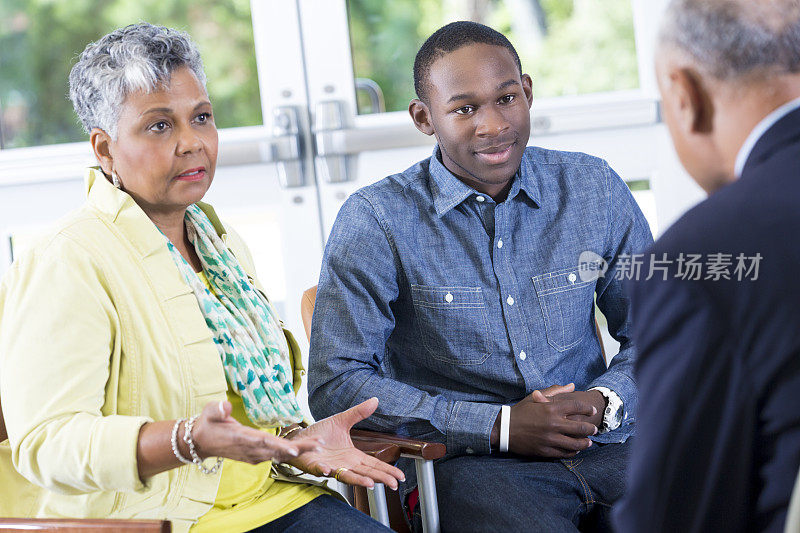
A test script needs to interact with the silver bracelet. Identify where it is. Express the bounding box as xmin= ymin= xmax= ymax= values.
xmin=183 ymin=415 xmax=223 ymax=475
xmin=170 ymin=418 xmax=192 ymax=465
